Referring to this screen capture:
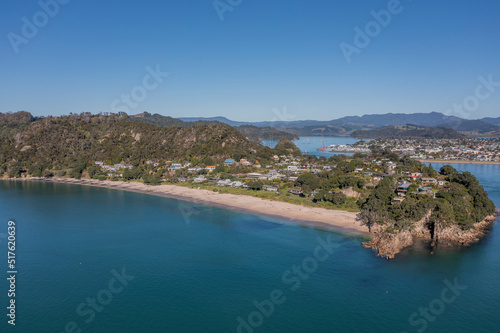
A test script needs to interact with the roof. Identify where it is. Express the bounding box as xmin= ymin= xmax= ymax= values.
xmin=224 ymin=159 xmax=235 ymax=163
